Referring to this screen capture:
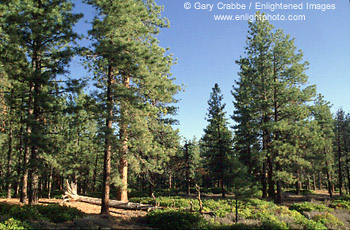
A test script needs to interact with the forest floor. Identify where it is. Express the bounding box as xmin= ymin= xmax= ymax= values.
xmin=0 ymin=198 xmax=150 ymax=229
xmin=282 ymin=189 xmax=340 ymax=206
xmin=0 ymin=190 xmax=341 ymax=229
